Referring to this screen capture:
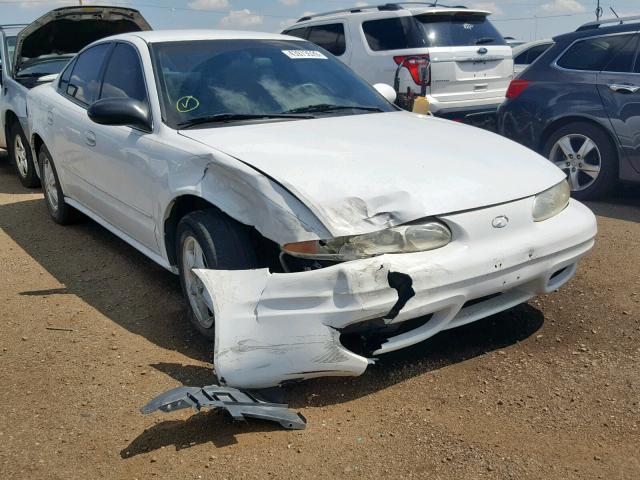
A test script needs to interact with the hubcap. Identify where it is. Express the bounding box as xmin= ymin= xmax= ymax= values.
xmin=42 ymin=155 xmax=59 ymax=212
xmin=182 ymin=236 xmax=214 ymax=329
xmin=14 ymin=134 xmax=28 ymax=177
xmin=549 ymin=134 xmax=601 ymax=191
